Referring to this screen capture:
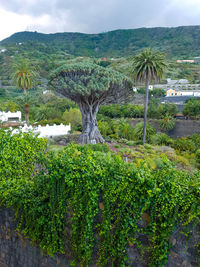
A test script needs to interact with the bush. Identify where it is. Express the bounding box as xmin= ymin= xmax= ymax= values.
xmin=35 ymin=118 xmax=69 ymax=126
xmin=172 ymin=137 xmax=196 ymax=153
xmin=118 ymin=120 xmax=135 ymax=140
xmin=85 ymin=143 xmax=110 ymax=153
xmin=62 ymin=107 xmax=82 ymax=131
xmin=98 ymin=120 xmax=110 ymax=137
xmin=151 ymin=133 xmax=172 ymax=146
xmin=0 ymin=129 xmax=47 ymax=183
xmin=183 ymin=99 xmax=200 ymax=118
xmin=1 ymin=142 xmax=200 ymax=266
xmin=159 ymin=114 xmax=175 ymax=131
xmin=1 ymin=80 xmax=11 ymax=86
xmin=99 ymin=104 xmax=144 ymax=118
xmin=134 ymin=122 xmax=156 ymax=143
